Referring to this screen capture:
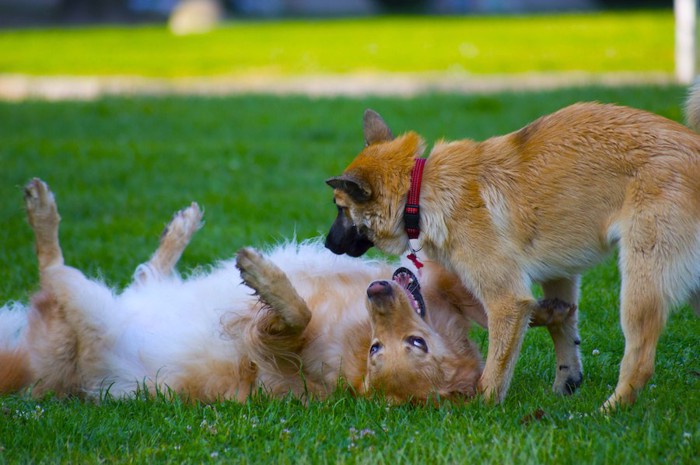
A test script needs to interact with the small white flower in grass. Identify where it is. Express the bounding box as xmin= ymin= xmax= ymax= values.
xmin=360 ymin=429 xmax=375 ymax=438
xmin=200 ymin=419 xmax=218 ymax=435
xmin=210 ymin=452 xmax=219 ymax=458
xmin=683 ymin=432 xmax=691 ymax=439
xmin=592 ymin=349 xmax=600 ymax=356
